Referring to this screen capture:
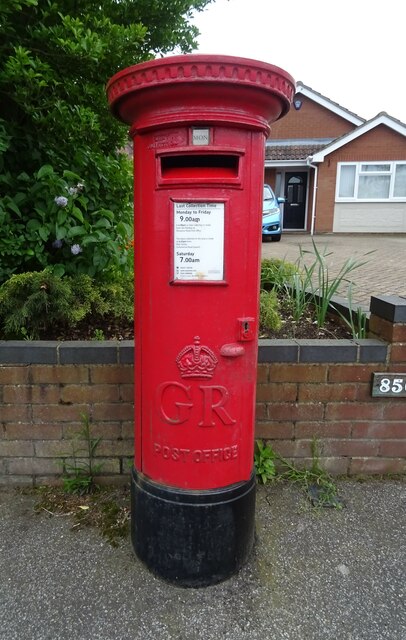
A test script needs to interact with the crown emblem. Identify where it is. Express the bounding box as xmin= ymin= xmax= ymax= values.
xmin=176 ymin=336 xmax=218 ymax=379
